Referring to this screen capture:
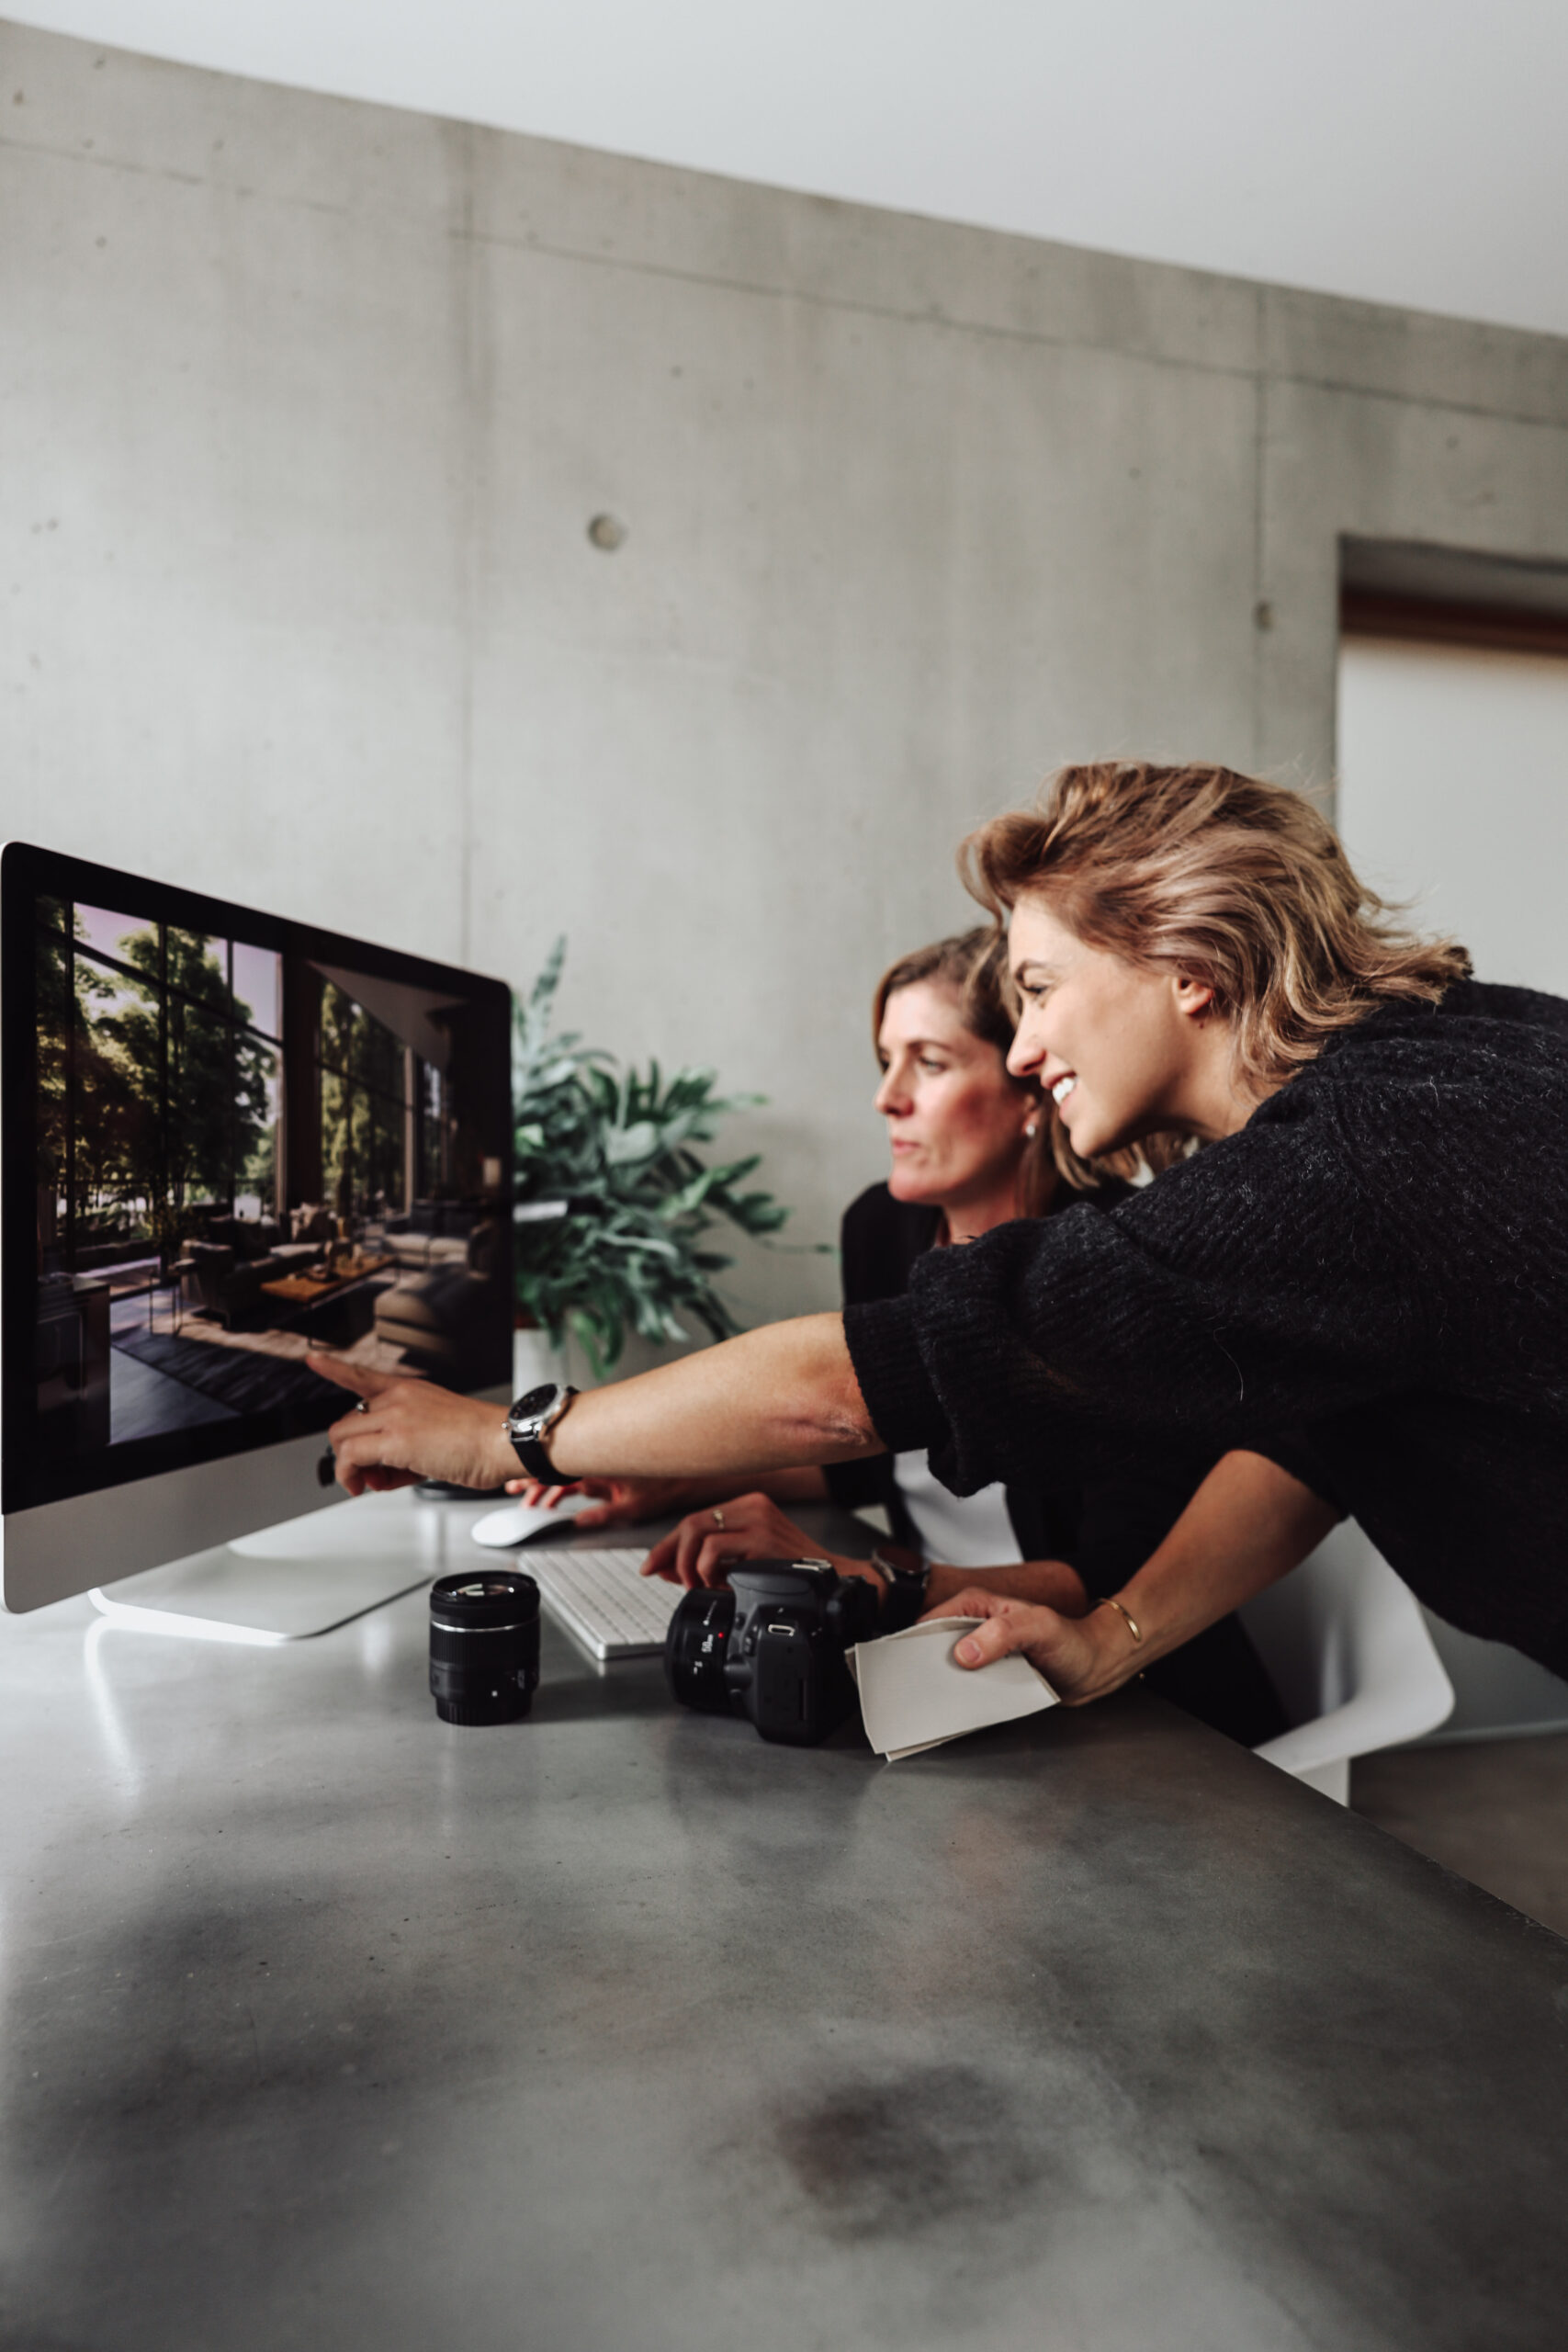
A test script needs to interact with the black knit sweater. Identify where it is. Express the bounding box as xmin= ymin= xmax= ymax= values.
xmin=829 ymin=1180 xmax=1214 ymax=1577
xmin=826 ymin=1182 xmax=1118 ymax=1563
xmin=827 ymin=1181 xmax=1286 ymax=1745
xmin=843 ymin=980 xmax=1568 ymax=1677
